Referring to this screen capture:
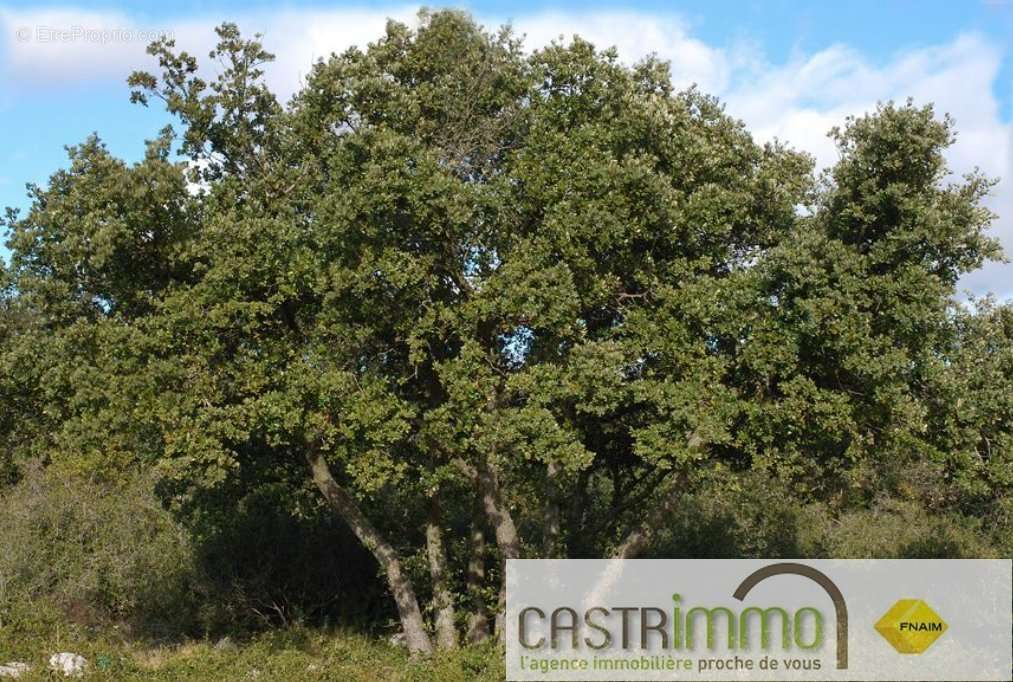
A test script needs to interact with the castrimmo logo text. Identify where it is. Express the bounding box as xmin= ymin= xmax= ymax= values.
xmin=514 ymin=562 xmax=848 ymax=675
